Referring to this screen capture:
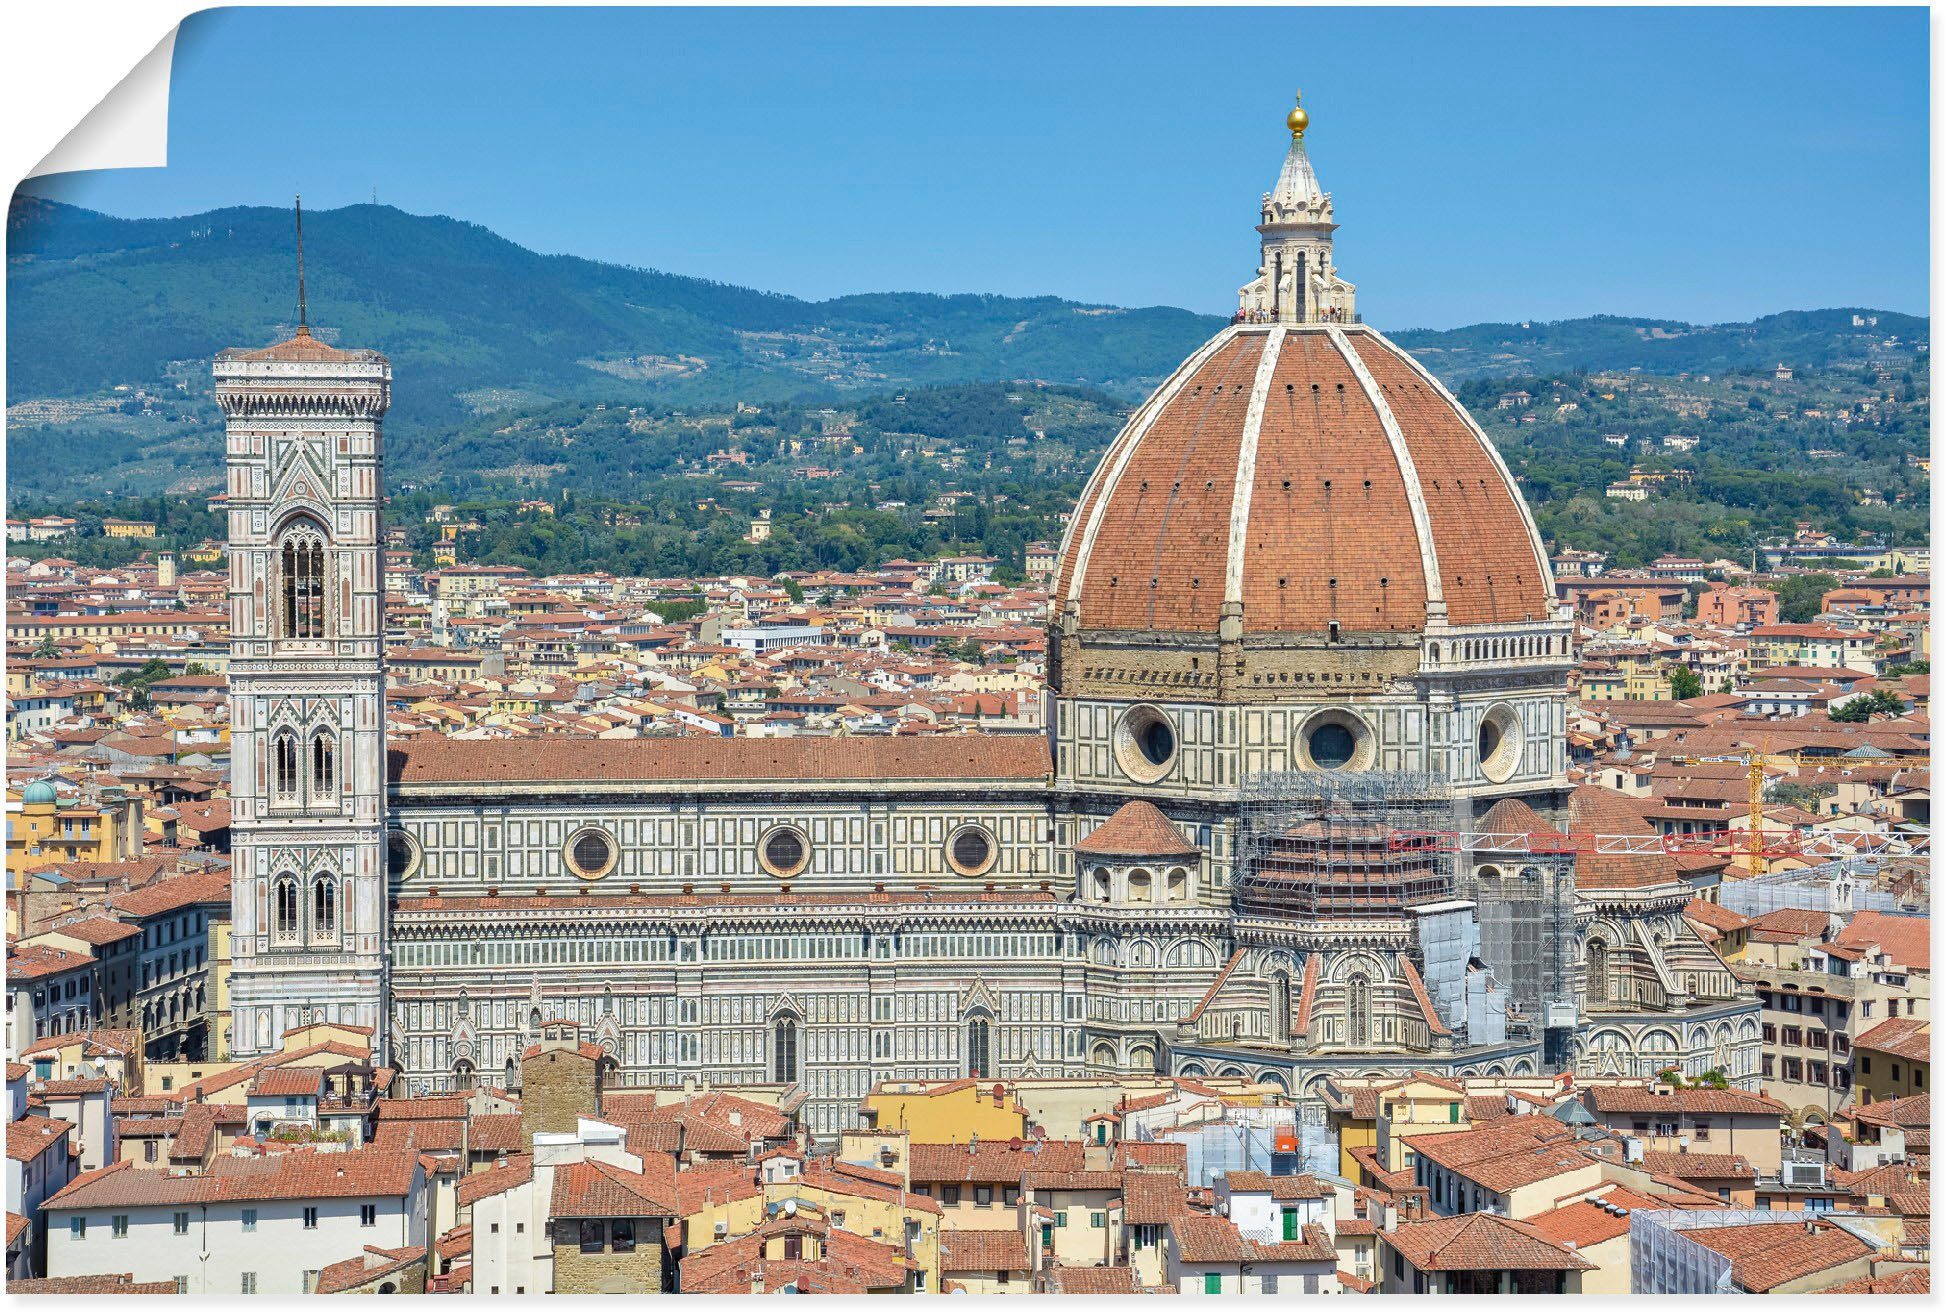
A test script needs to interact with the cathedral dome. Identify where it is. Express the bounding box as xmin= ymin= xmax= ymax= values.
xmin=1052 ymin=321 xmax=1555 ymax=640
xmin=1052 ymin=97 xmax=1556 ymax=669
